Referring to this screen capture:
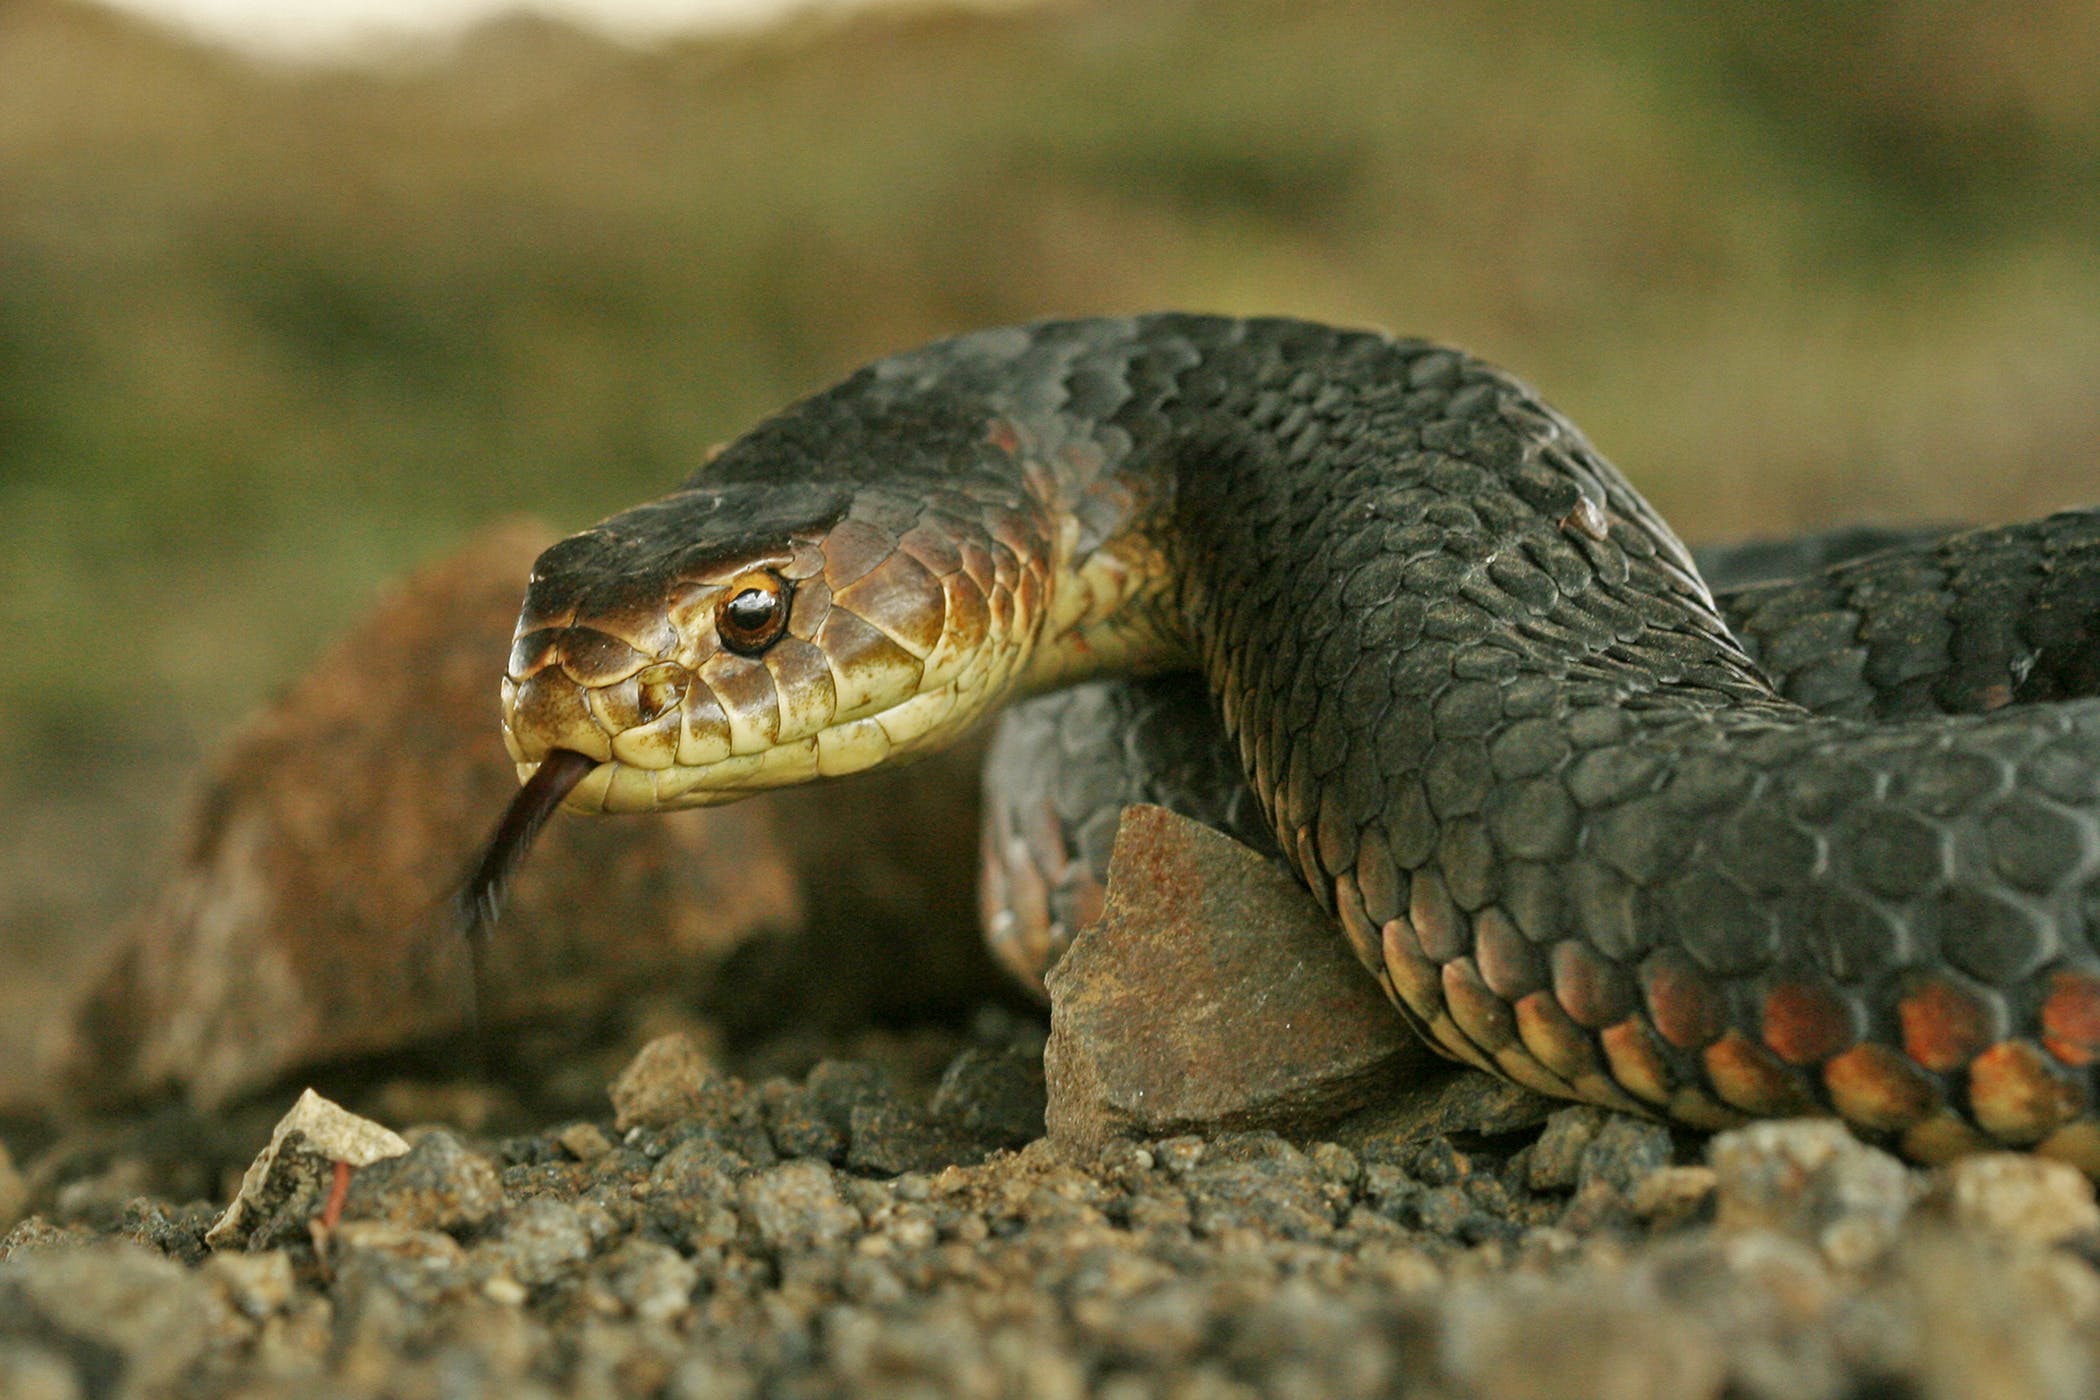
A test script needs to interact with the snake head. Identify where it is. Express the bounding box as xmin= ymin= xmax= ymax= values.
xmin=500 ymin=479 xmax=1032 ymax=813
